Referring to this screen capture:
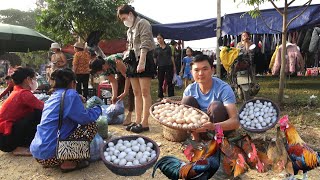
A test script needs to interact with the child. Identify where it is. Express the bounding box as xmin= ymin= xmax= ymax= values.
xmin=0 ymin=76 xmax=14 ymax=100
xmin=180 ymin=47 xmax=194 ymax=88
